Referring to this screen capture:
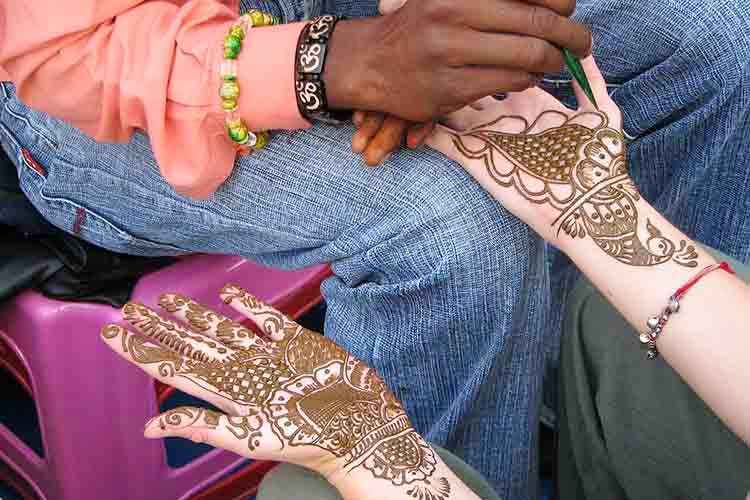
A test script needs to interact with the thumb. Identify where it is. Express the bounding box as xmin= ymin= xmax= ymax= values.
xmin=144 ymin=407 xmax=225 ymax=443
xmin=379 ymin=0 xmax=407 ymax=14
xmin=144 ymin=406 xmax=263 ymax=457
